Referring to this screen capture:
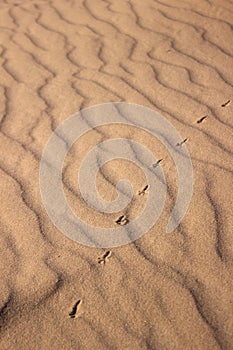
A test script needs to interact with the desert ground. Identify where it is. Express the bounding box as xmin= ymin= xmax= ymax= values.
xmin=0 ymin=0 xmax=233 ymax=349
